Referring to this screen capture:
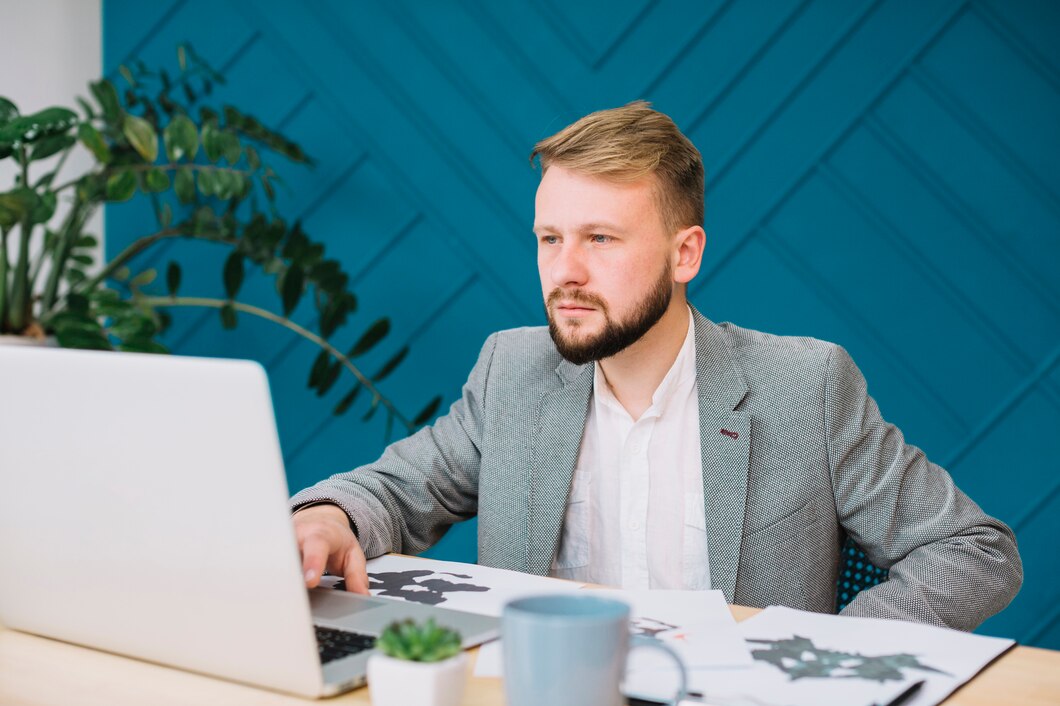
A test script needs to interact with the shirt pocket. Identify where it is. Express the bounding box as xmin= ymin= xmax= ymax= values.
xmin=555 ymin=470 xmax=591 ymax=570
